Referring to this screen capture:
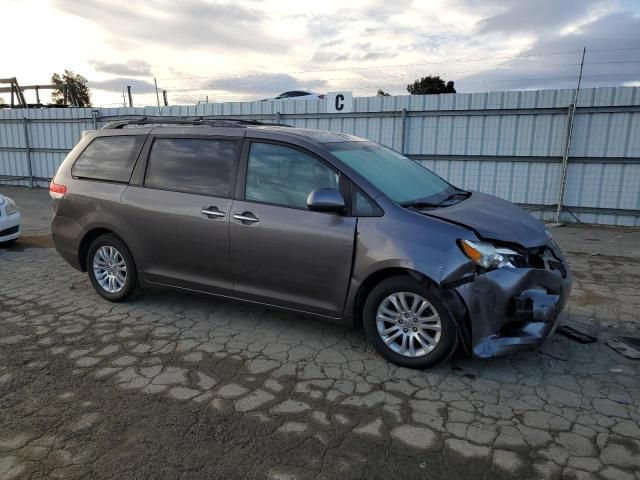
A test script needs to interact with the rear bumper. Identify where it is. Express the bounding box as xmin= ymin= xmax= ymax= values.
xmin=454 ymin=267 xmax=572 ymax=358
